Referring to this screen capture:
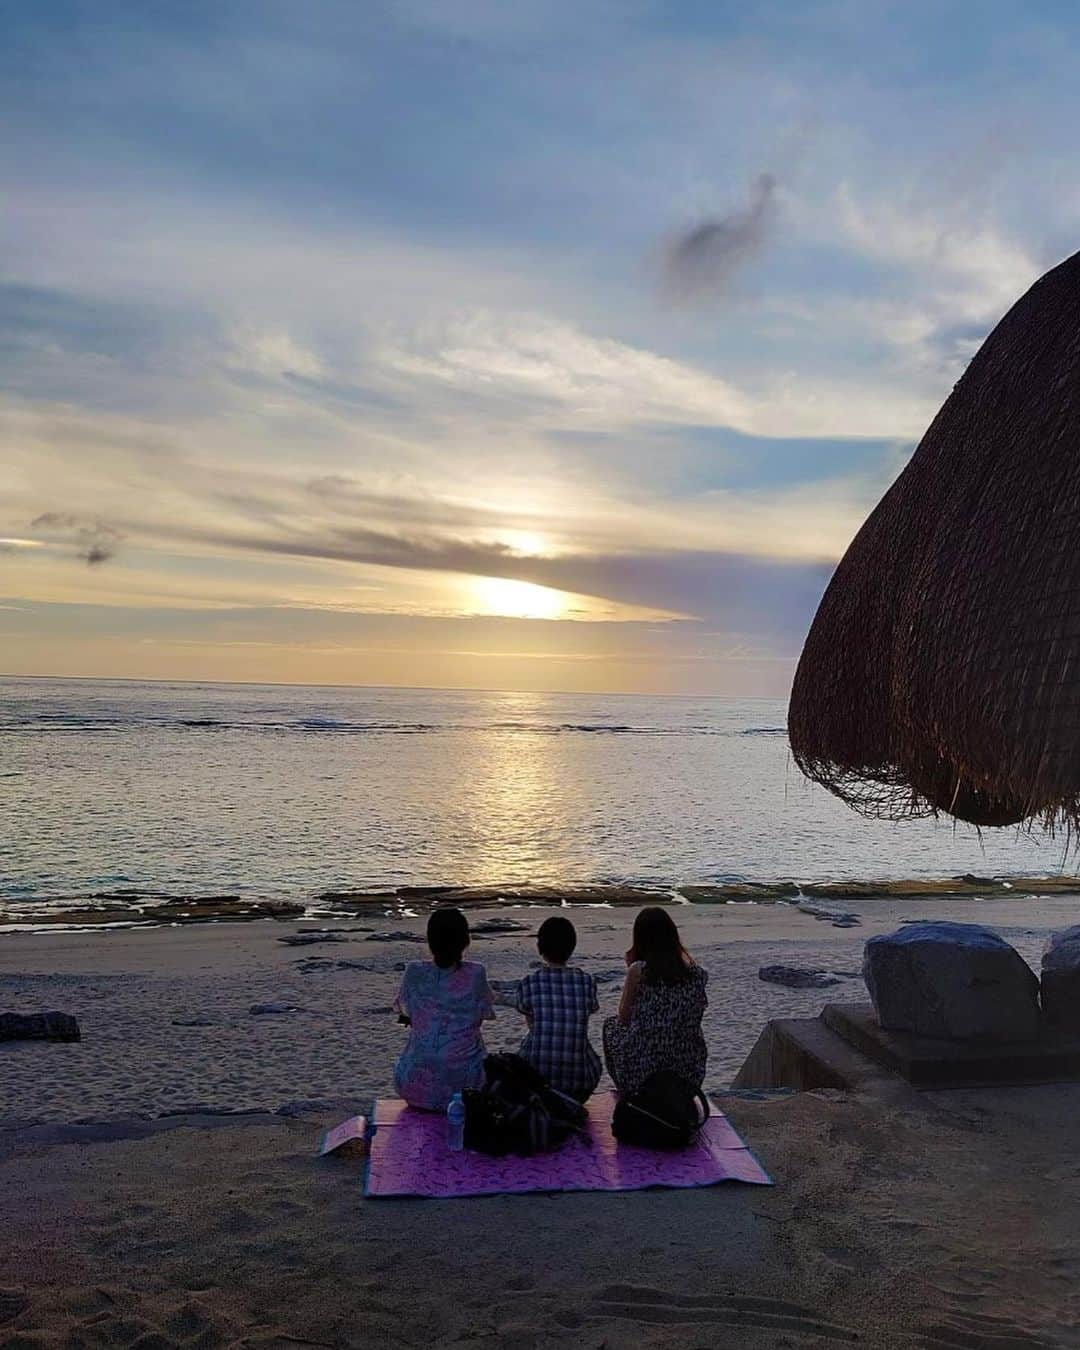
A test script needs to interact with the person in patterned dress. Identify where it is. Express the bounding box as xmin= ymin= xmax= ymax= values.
xmin=602 ymin=907 xmax=708 ymax=1097
xmin=515 ymin=917 xmax=601 ymax=1102
xmin=393 ymin=907 xmax=495 ymax=1111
